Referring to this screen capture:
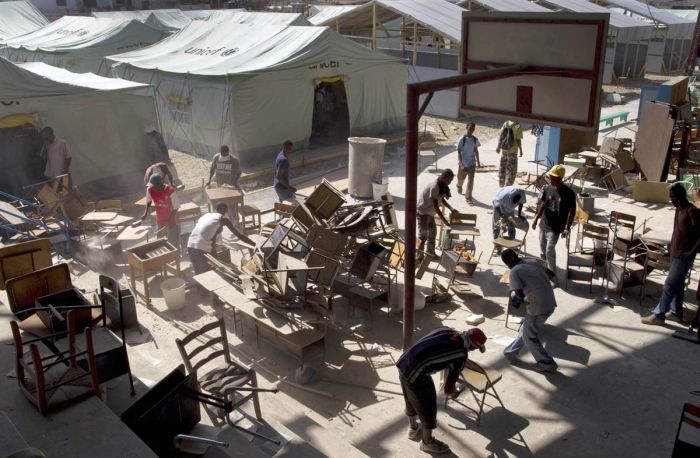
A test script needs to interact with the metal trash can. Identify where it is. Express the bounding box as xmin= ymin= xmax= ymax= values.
xmin=348 ymin=137 xmax=386 ymax=198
